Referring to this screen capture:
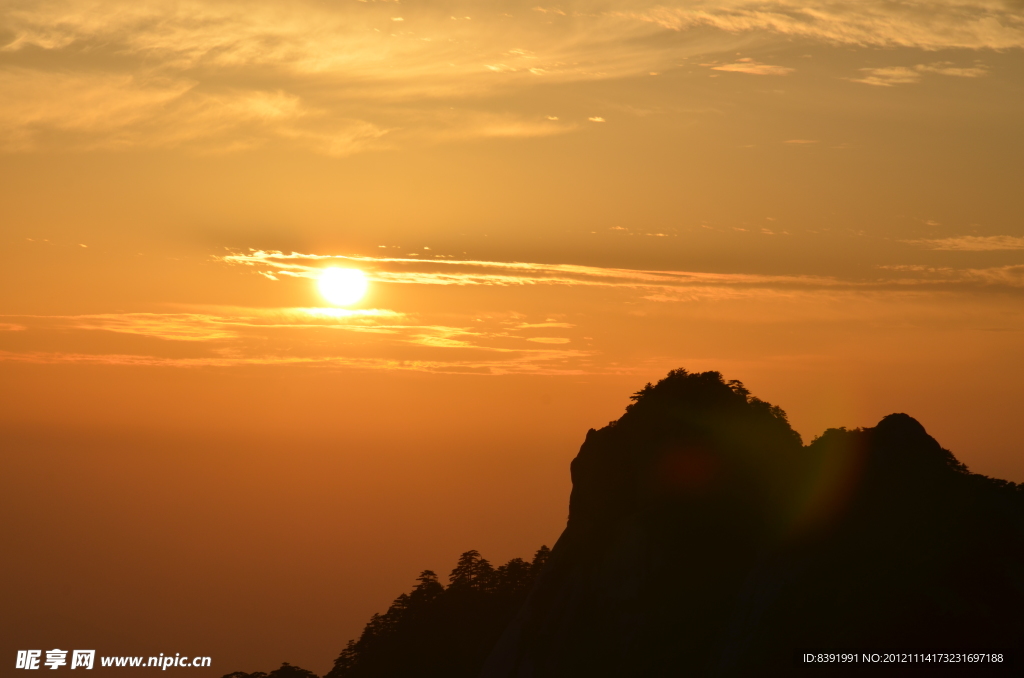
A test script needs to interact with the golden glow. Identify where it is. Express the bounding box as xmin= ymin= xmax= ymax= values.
xmin=318 ymin=268 xmax=368 ymax=306
xmin=2 ymin=3 xmax=1023 ymax=678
